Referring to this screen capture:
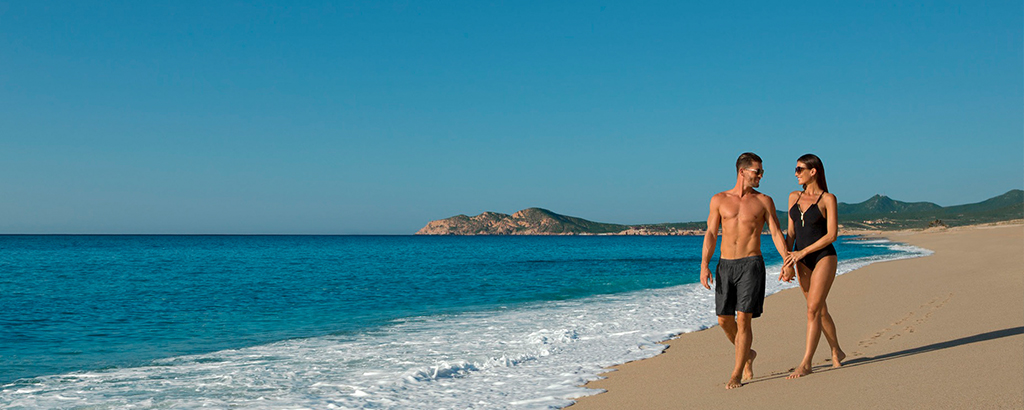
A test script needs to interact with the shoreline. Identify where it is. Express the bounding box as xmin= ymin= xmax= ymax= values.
xmin=568 ymin=223 xmax=1024 ymax=409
